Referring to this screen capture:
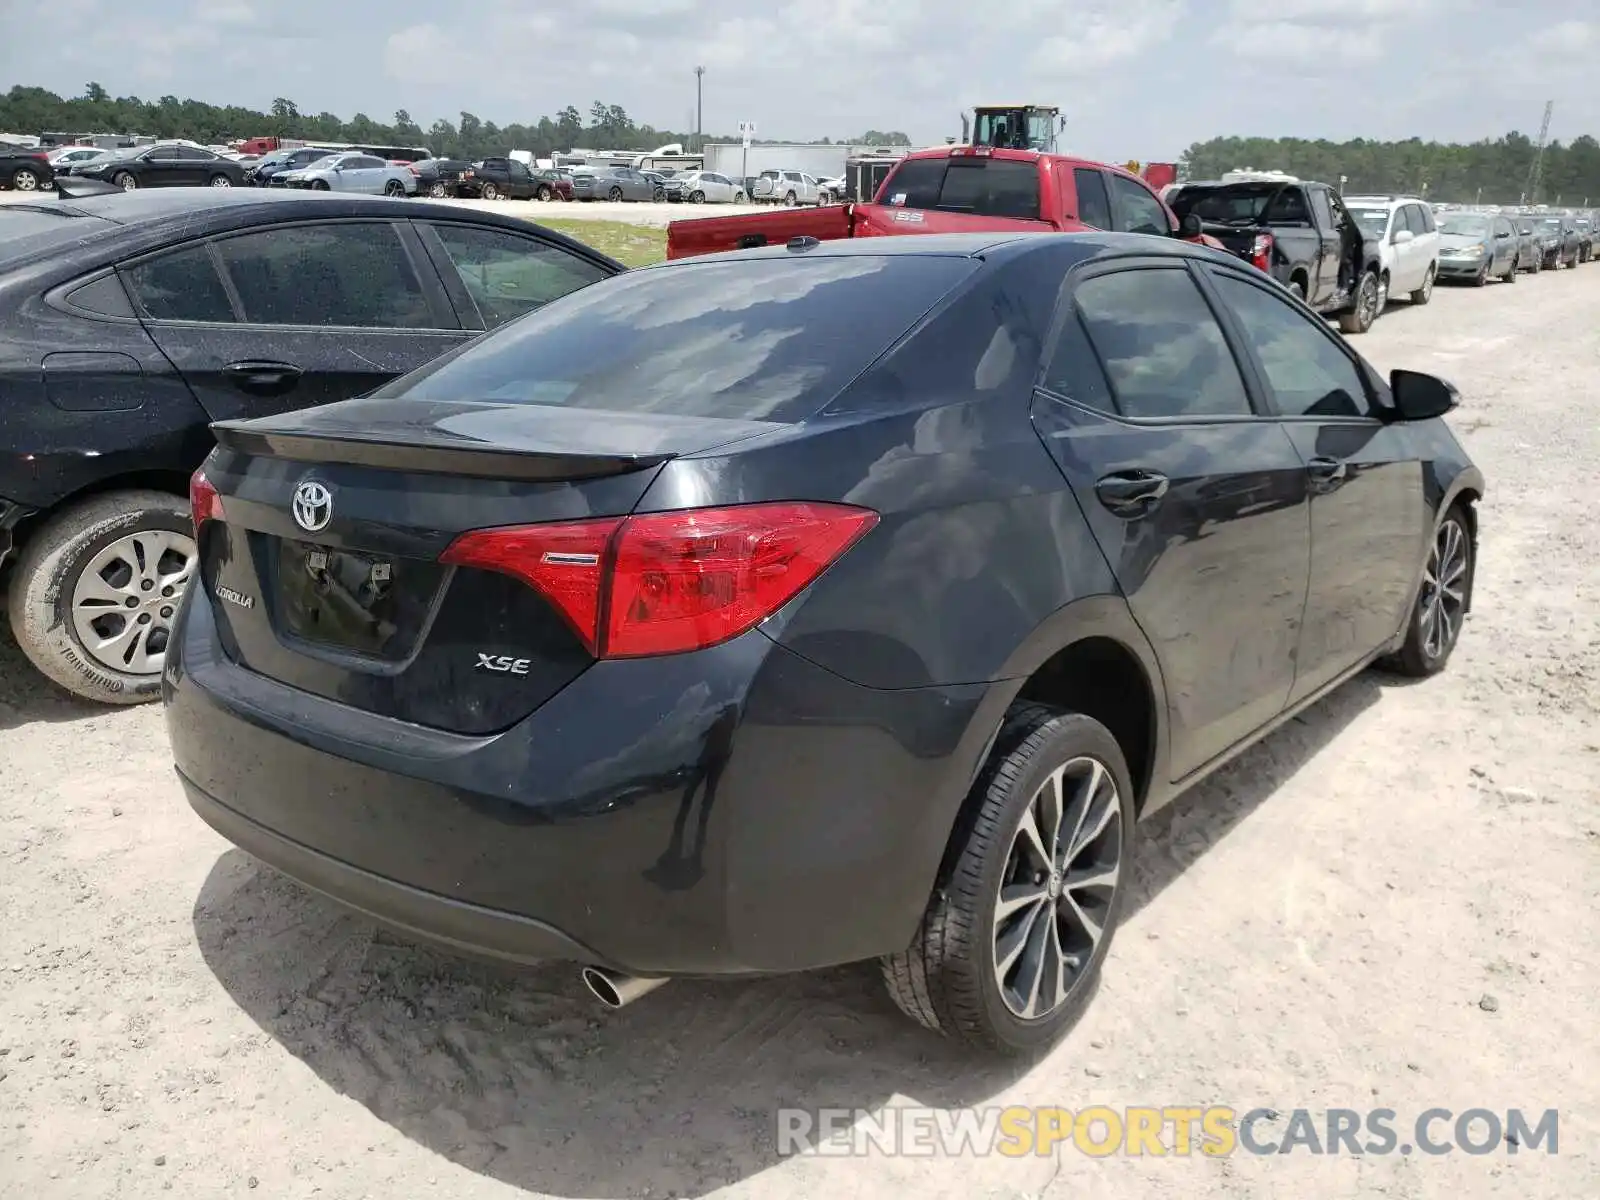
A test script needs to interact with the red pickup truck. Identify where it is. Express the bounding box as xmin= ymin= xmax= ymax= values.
xmin=666 ymin=145 xmax=1211 ymax=259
